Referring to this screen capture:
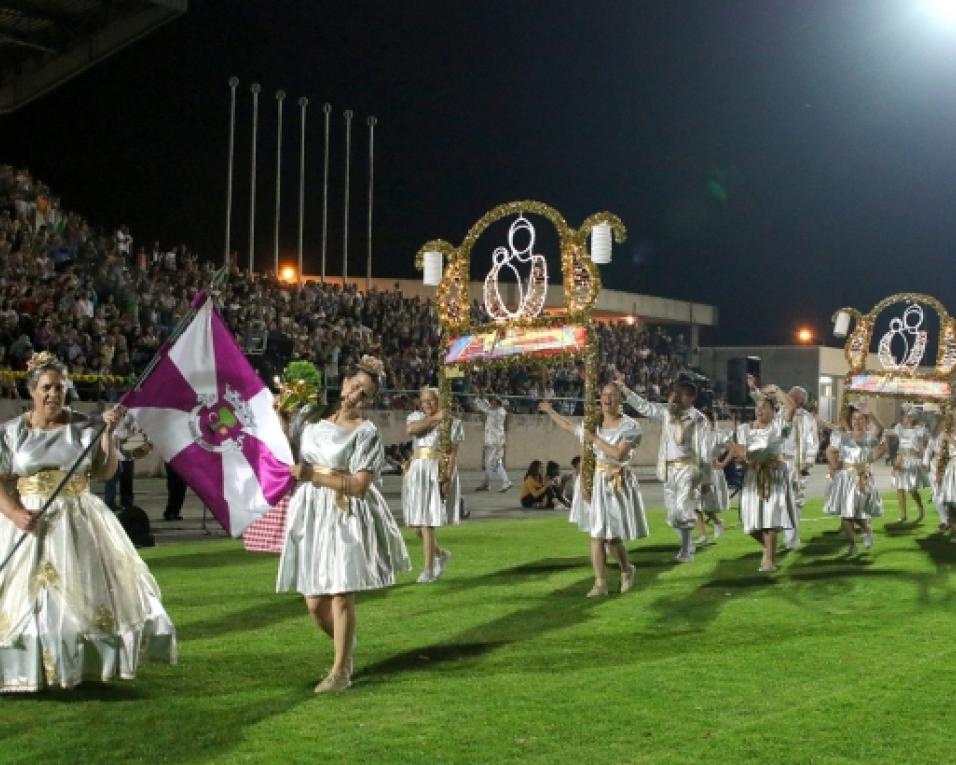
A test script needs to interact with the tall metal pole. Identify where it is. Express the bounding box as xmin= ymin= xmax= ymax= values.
xmin=342 ymin=109 xmax=353 ymax=284
xmin=248 ymin=82 xmax=261 ymax=276
xmin=274 ymin=89 xmax=286 ymax=278
xmin=297 ymin=97 xmax=309 ymax=286
xmin=224 ymin=76 xmax=239 ymax=268
xmin=320 ymin=103 xmax=331 ymax=284
xmin=366 ymin=115 xmax=376 ymax=291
